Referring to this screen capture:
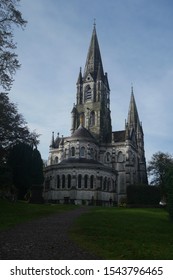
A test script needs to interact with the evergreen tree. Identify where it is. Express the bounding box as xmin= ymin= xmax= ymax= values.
xmin=7 ymin=142 xmax=33 ymax=199
xmin=31 ymin=148 xmax=44 ymax=186
xmin=7 ymin=143 xmax=44 ymax=200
